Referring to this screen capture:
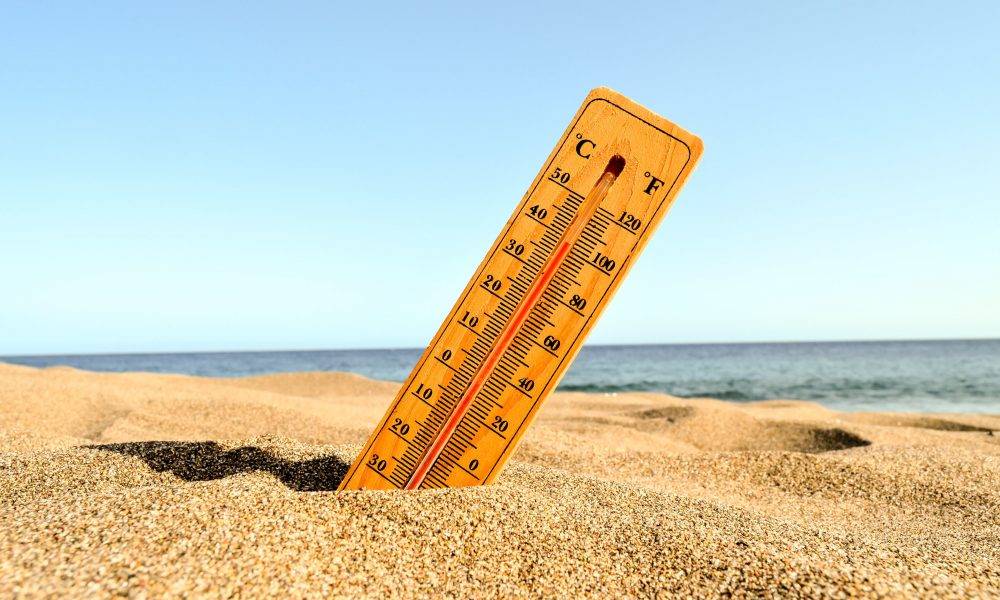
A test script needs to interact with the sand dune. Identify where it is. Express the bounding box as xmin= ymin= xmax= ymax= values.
xmin=1 ymin=363 xmax=998 ymax=597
